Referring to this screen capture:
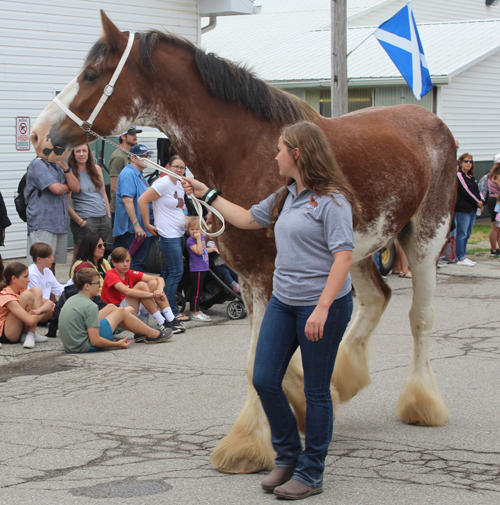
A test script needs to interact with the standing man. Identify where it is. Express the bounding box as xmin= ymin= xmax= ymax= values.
xmin=109 ymin=126 xmax=142 ymax=223
xmin=26 ymin=158 xmax=80 ymax=272
xmin=113 ymin=144 xmax=153 ymax=271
